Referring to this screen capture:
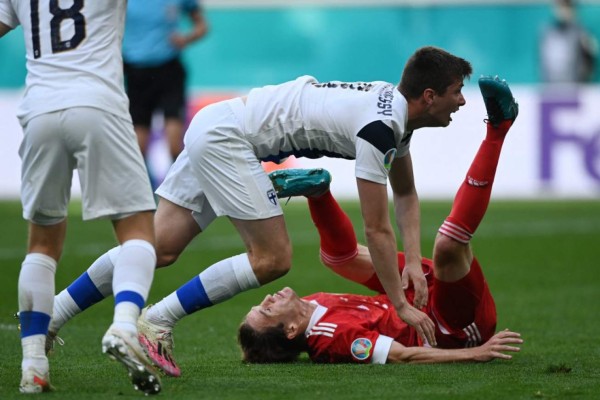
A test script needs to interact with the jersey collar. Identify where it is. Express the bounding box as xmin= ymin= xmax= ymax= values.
xmin=305 ymin=300 xmax=328 ymax=337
